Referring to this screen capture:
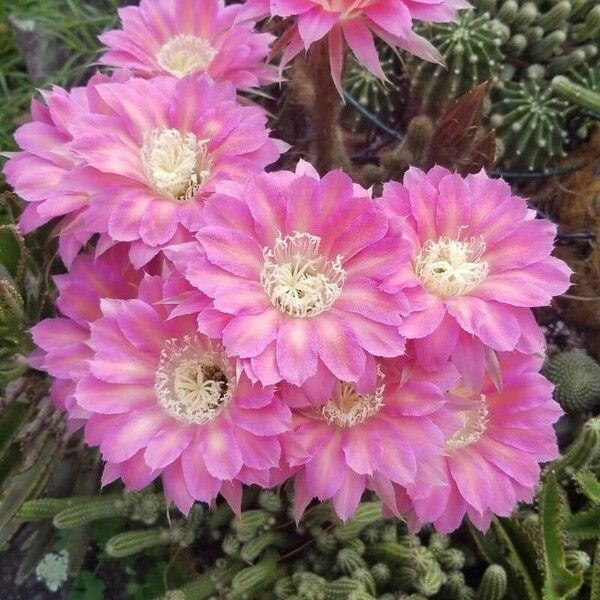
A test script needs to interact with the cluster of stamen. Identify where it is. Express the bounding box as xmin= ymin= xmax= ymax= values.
xmin=320 ymin=372 xmax=385 ymax=428
xmin=414 ymin=235 xmax=489 ymax=297
xmin=155 ymin=335 xmax=233 ymax=424
xmin=141 ymin=128 xmax=211 ymax=201
xmin=260 ymin=231 xmax=346 ymax=318
xmin=445 ymin=394 xmax=489 ymax=451
xmin=156 ymin=35 xmax=217 ymax=78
